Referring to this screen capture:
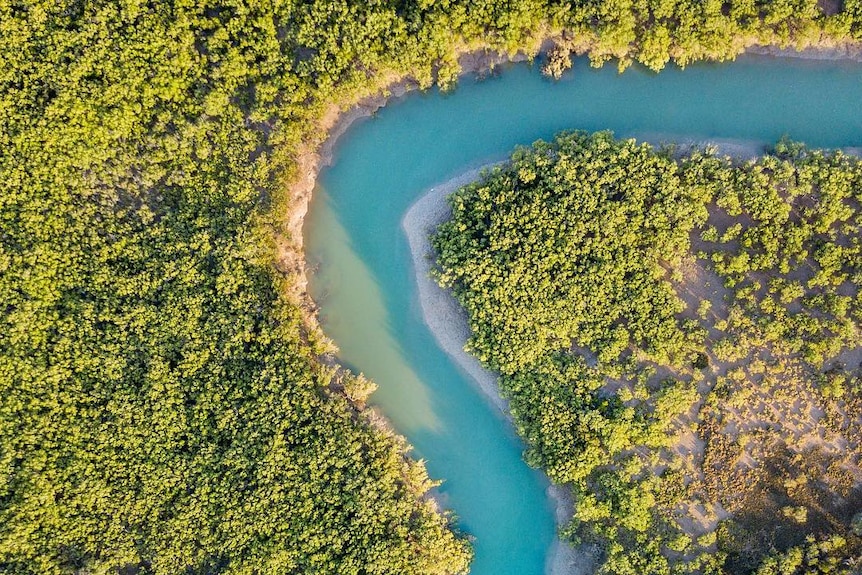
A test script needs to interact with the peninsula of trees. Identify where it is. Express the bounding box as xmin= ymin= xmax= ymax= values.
xmin=433 ymin=131 xmax=861 ymax=575
xmin=3 ymin=0 xmax=862 ymax=573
